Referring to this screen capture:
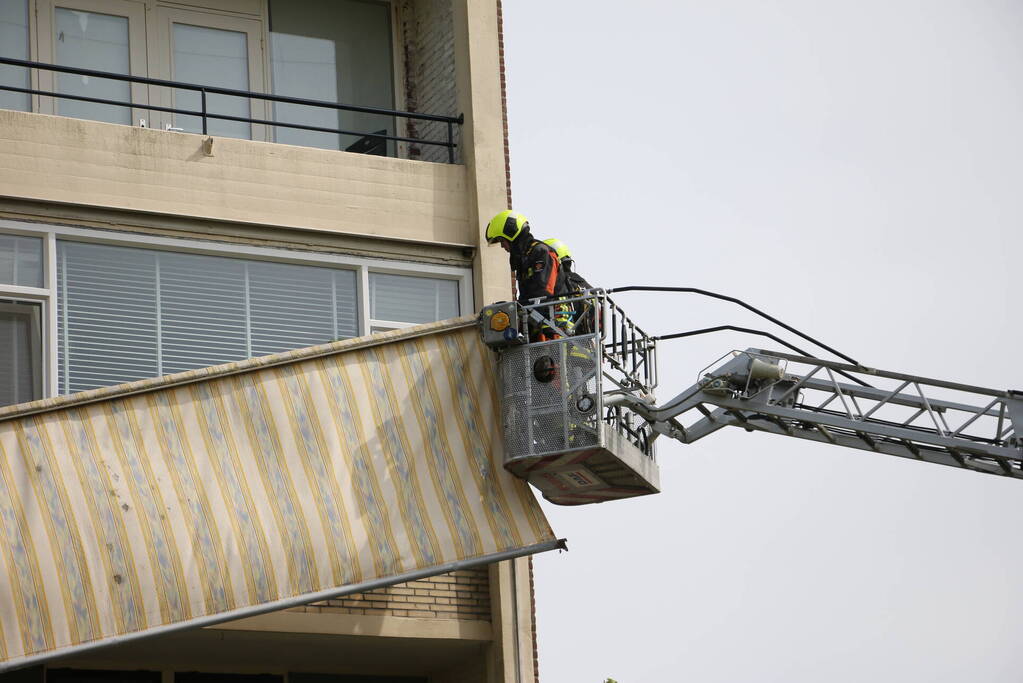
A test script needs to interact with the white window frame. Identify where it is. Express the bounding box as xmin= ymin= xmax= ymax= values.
xmin=0 ymin=218 xmax=472 ymax=399
xmin=0 ymin=298 xmax=46 ymax=405
xmin=366 ymin=267 xmax=465 ymax=333
xmin=0 ymin=227 xmax=57 ymax=400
